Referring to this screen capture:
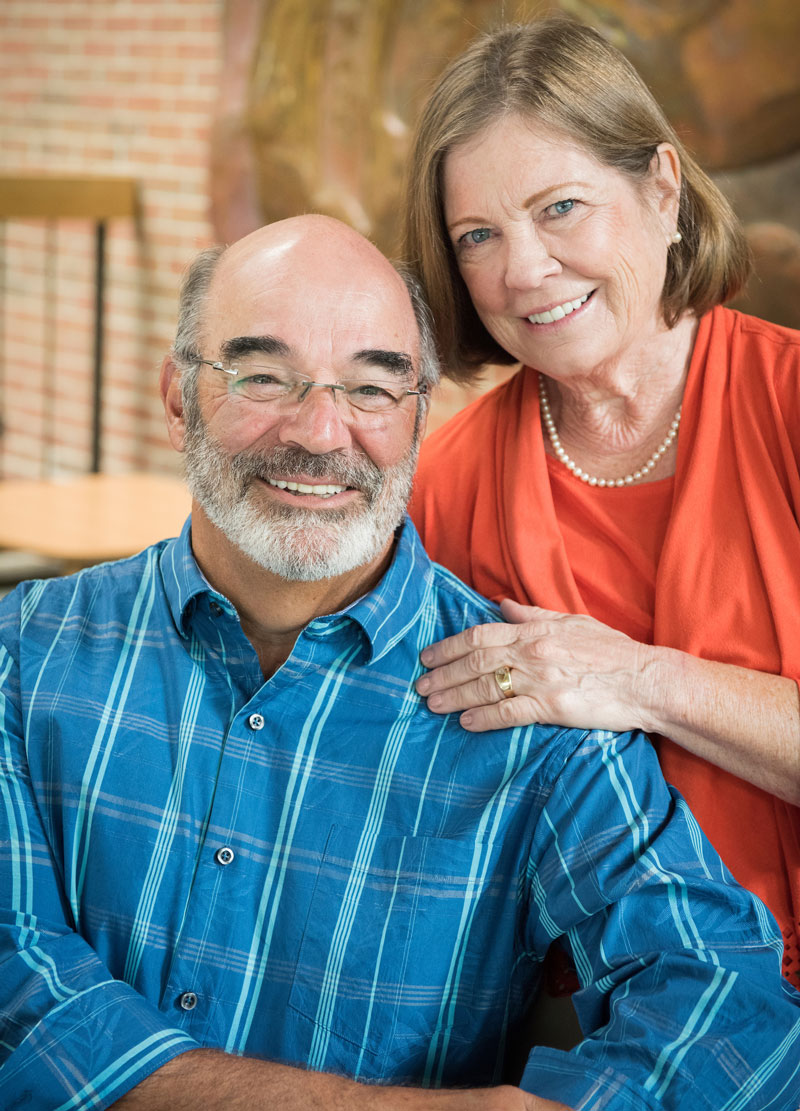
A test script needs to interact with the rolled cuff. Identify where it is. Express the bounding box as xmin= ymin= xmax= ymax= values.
xmin=0 ymin=974 xmax=199 ymax=1110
